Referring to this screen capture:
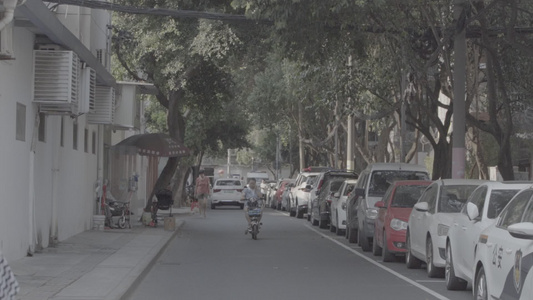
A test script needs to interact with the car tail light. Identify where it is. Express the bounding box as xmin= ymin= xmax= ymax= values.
xmin=236 ymin=189 xmax=243 ymax=192
xmin=327 ymin=199 xmax=332 ymax=204
xmin=317 ymin=179 xmax=324 ymax=190
xmin=213 ymin=189 xmax=221 ymax=193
